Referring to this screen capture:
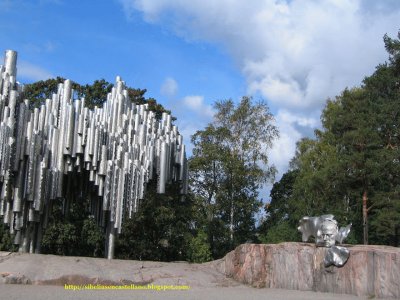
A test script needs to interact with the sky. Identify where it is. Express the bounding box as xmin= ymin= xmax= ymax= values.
xmin=1 ymin=0 xmax=400 ymax=201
